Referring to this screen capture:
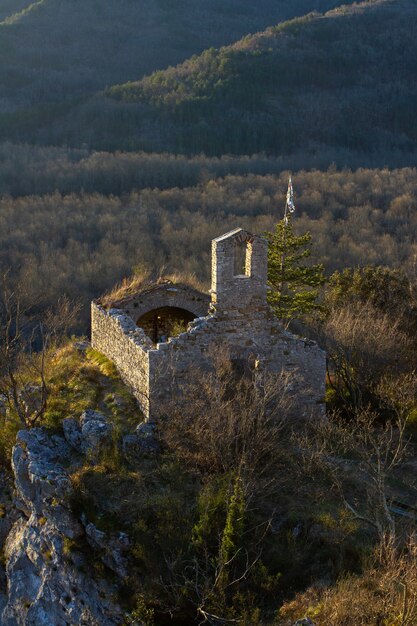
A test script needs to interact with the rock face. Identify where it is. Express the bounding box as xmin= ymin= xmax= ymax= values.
xmin=63 ymin=410 xmax=113 ymax=456
xmin=84 ymin=523 xmax=129 ymax=579
xmin=0 ymin=471 xmax=17 ymax=621
xmin=1 ymin=428 xmax=122 ymax=626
